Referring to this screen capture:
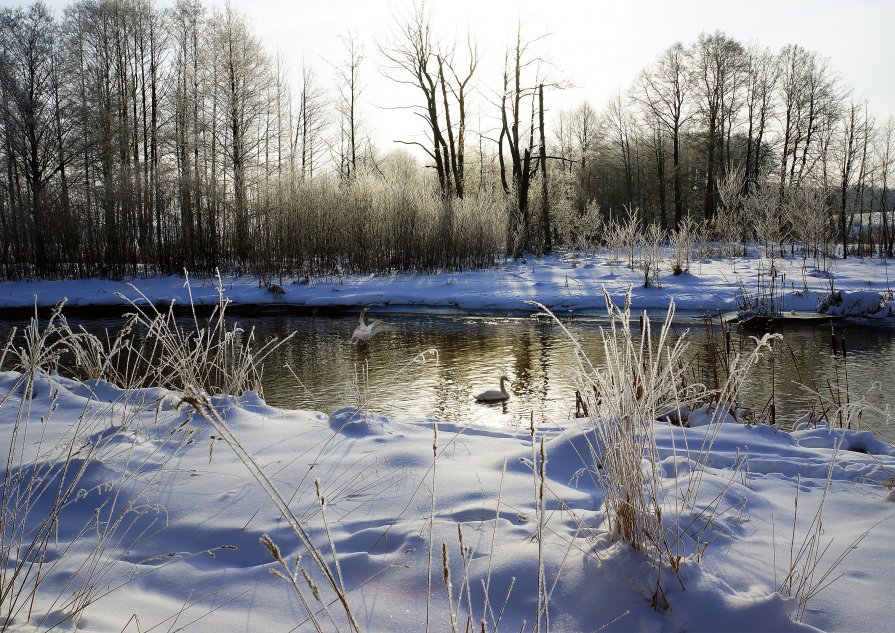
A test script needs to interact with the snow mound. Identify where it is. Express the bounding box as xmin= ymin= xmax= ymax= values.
xmin=686 ymin=401 xmax=739 ymax=426
xmin=818 ymin=290 xmax=892 ymax=318
xmin=328 ymin=406 xmax=389 ymax=436
xmin=3 ymin=368 xmax=895 ymax=632
xmin=792 ymin=425 xmax=895 ymax=456
xmin=666 ymin=560 xmax=815 ymax=633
